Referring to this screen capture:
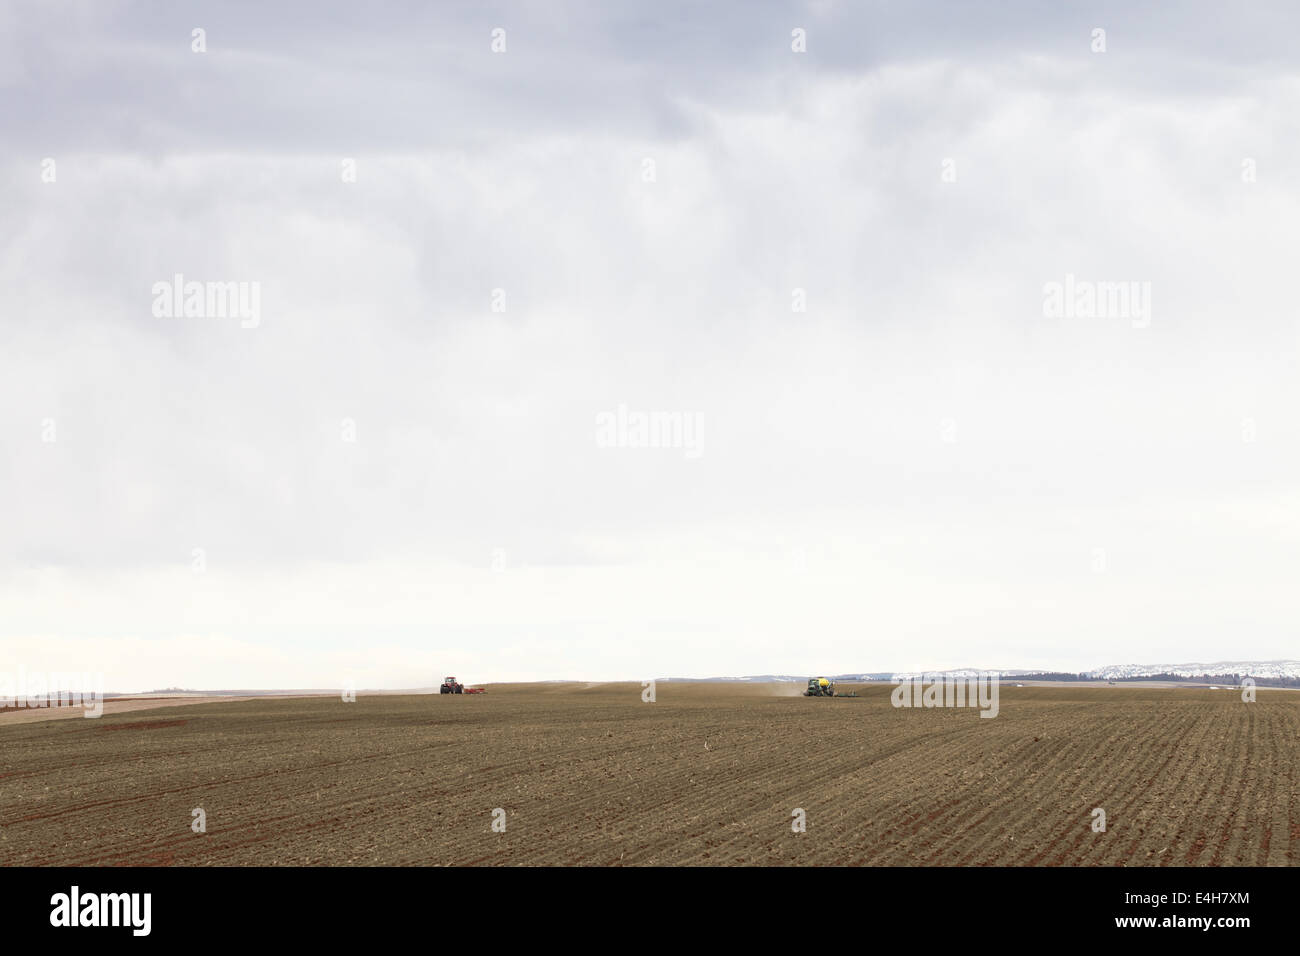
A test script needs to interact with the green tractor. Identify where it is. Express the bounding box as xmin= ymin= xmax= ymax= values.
xmin=804 ymin=677 xmax=835 ymax=697
xmin=803 ymin=677 xmax=858 ymax=698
